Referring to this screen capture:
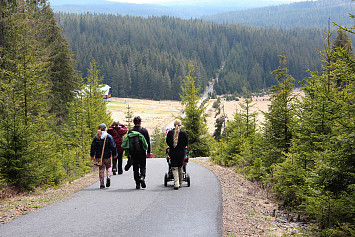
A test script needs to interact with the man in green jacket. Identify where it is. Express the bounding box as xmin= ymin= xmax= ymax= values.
xmin=122 ymin=116 xmax=151 ymax=189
